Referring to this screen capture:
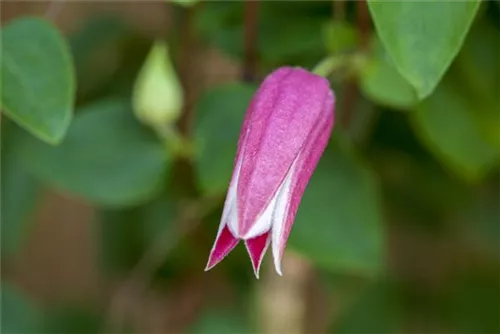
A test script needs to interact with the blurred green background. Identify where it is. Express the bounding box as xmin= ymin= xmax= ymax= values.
xmin=1 ymin=1 xmax=499 ymax=333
